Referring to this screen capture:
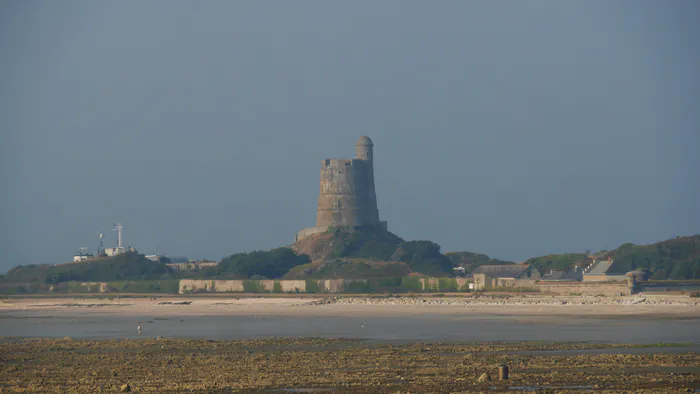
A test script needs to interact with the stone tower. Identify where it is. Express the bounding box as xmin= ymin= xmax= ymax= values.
xmin=296 ymin=136 xmax=387 ymax=242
